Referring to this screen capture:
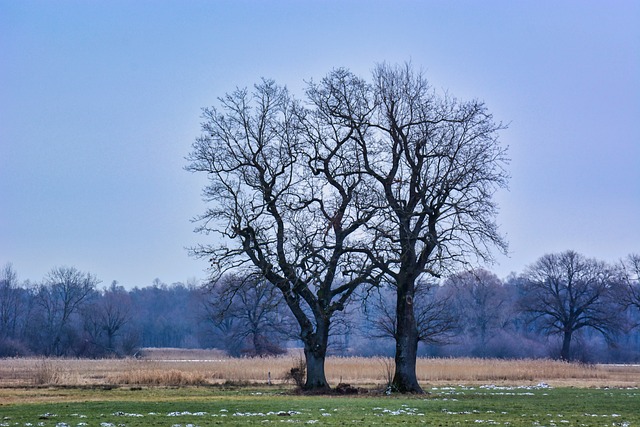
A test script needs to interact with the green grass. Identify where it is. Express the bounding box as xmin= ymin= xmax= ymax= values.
xmin=1 ymin=385 xmax=638 ymax=426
